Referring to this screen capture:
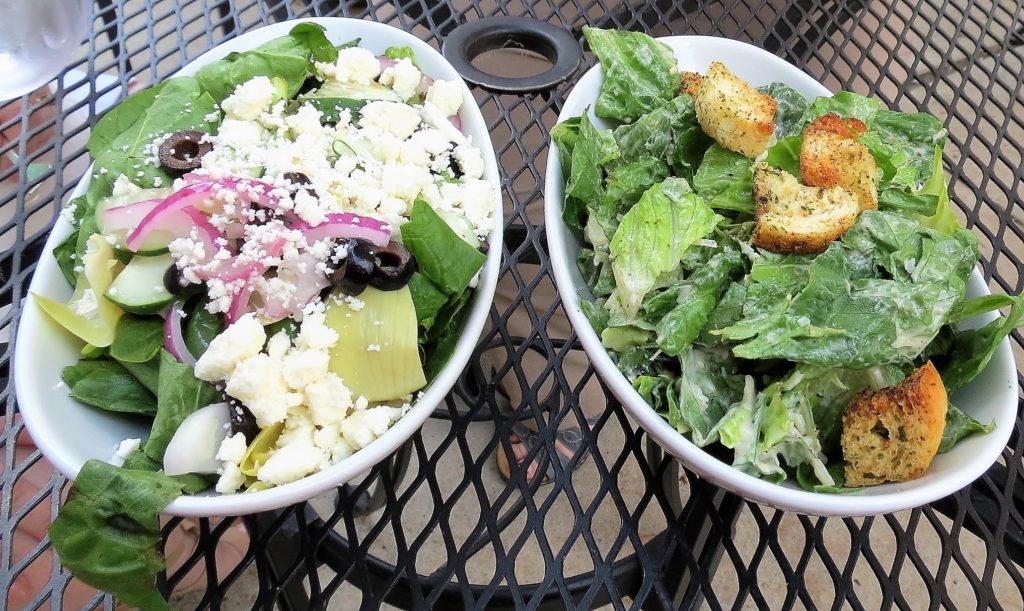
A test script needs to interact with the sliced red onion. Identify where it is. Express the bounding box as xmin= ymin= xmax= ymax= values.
xmin=100 ymin=199 xmax=161 ymax=234
xmin=257 ymin=253 xmax=329 ymax=321
xmin=225 ymin=283 xmax=254 ymax=325
xmin=164 ymin=302 xmax=196 ymax=366
xmin=378 ymin=56 xmax=399 ymax=72
xmin=294 ymin=212 xmax=391 ymax=246
xmin=449 ymin=114 xmax=463 ymax=132
xmin=126 ymin=183 xmax=216 ymax=251
xmin=193 ymin=236 xmax=287 ymax=283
